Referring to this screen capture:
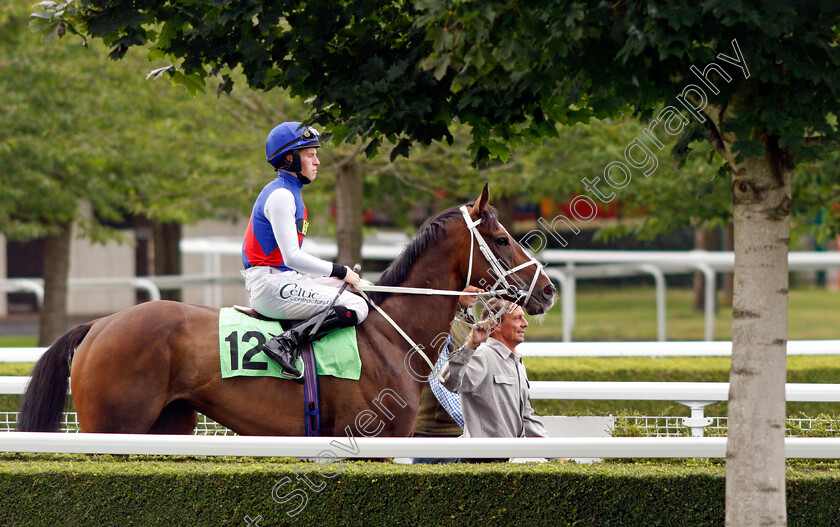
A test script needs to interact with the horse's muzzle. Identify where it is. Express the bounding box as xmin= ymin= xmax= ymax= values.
xmin=515 ymin=282 xmax=556 ymax=315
